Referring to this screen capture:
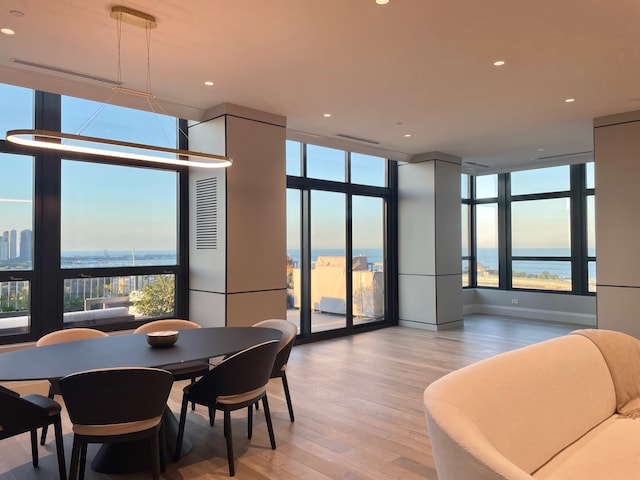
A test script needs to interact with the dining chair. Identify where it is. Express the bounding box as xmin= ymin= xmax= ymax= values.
xmin=134 ymin=319 xmax=210 ymax=409
xmin=0 ymin=384 xmax=67 ymax=479
xmin=174 ymin=340 xmax=280 ymax=476
xmin=252 ymin=319 xmax=298 ymax=421
xmin=36 ymin=327 xmax=109 ymax=445
xmin=59 ymin=367 xmax=173 ymax=480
